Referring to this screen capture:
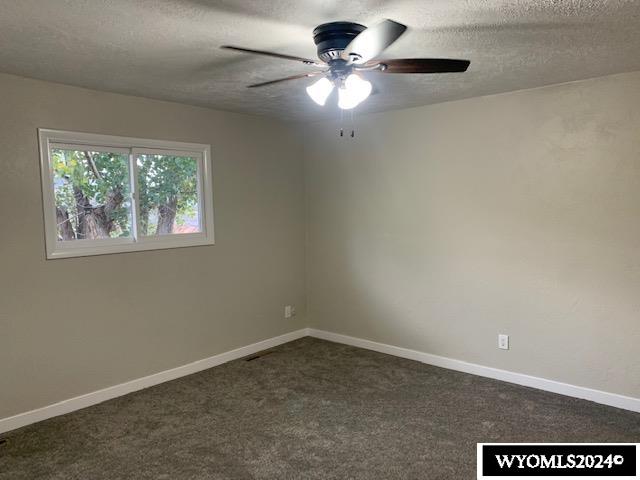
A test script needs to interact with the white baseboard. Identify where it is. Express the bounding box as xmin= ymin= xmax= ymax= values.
xmin=3 ymin=326 xmax=637 ymax=435
xmin=307 ymin=328 xmax=640 ymax=414
xmin=0 ymin=328 xmax=309 ymax=434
